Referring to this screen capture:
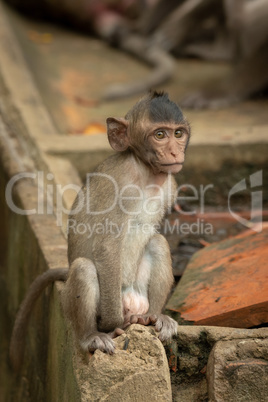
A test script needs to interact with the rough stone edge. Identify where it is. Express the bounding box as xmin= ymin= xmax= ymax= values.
xmin=176 ymin=325 xmax=268 ymax=344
